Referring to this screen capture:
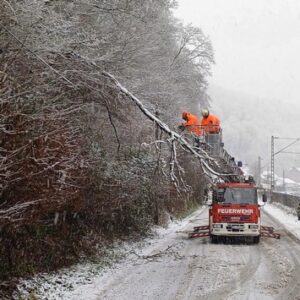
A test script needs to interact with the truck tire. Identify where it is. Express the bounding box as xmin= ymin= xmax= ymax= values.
xmin=253 ymin=236 xmax=260 ymax=244
xmin=210 ymin=235 xmax=218 ymax=244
